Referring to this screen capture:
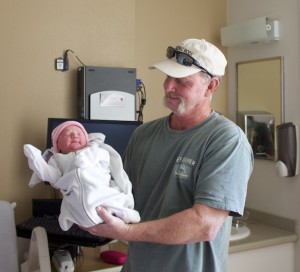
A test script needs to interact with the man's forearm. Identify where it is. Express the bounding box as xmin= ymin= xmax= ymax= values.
xmin=123 ymin=204 xmax=229 ymax=245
